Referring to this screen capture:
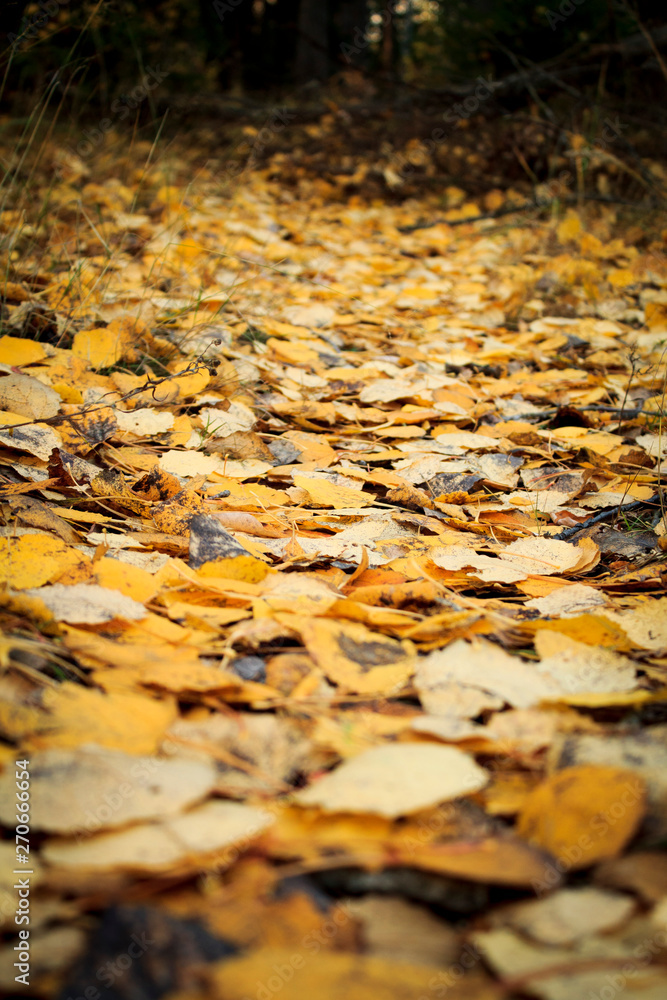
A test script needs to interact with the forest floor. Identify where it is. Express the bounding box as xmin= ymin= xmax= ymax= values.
xmin=1 ymin=124 xmax=667 ymax=1000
